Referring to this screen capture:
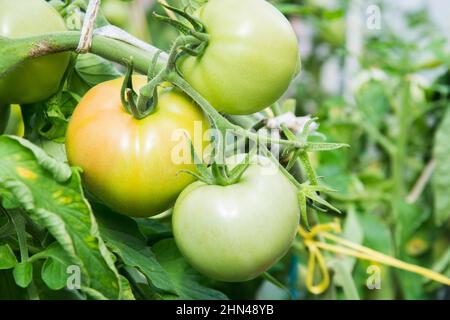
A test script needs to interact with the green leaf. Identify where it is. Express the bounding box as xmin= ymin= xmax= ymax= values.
xmin=119 ymin=275 xmax=136 ymax=300
xmin=0 ymin=244 xmax=18 ymax=269
xmin=5 ymin=136 xmax=71 ymax=182
xmin=299 ymin=183 xmax=340 ymax=214
xmin=93 ymin=204 xmax=177 ymax=295
xmin=67 ymin=53 xmax=122 ymax=97
xmin=394 ymin=199 xmax=430 ymax=247
xmin=37 ymin=91 xmax=80 ymax=143
xmin=152 ymin=239 xmax=228 ymax=300
xmin=433 ymin=107 xmax=450 ymax=225
xmin=30 ymin=242 xmax=72 ymax=290
xmin=332 ymin=209 xmax=364 ymax=291
xmin=0 ymin=136 xmax=121 ymax=299
xmin=433 ymin=247 xmax=450 ymax=274
xmin=332 ymin=260 xmax=360 ymax=300
xmin=357 ymin=211 xmax=395 ymax=300
xmin=396 ymin=257 xmax=427 ymax=299
xmin=13 ymin=261 xmax=33 ymax=288
xmin=355 ymin=80 xmax=390 ymax=128
xmin=136 ymin=218 xmax=172 ymax=244
xmin=41 ymin=257 xmax=68 ymax=290
xmin=339 ymin=209 xmax=364 ymax=270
